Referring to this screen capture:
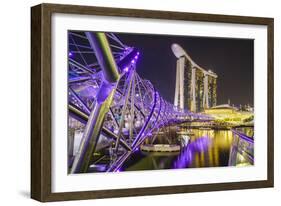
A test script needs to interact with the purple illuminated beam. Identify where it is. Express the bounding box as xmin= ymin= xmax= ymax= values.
xmin=107 ymin=86 xmax=158 ymax=172
xmin=70 ymin=32 xmax=120 ymax=174
xmin=132 ymin=86 xmax=158 ymax=148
